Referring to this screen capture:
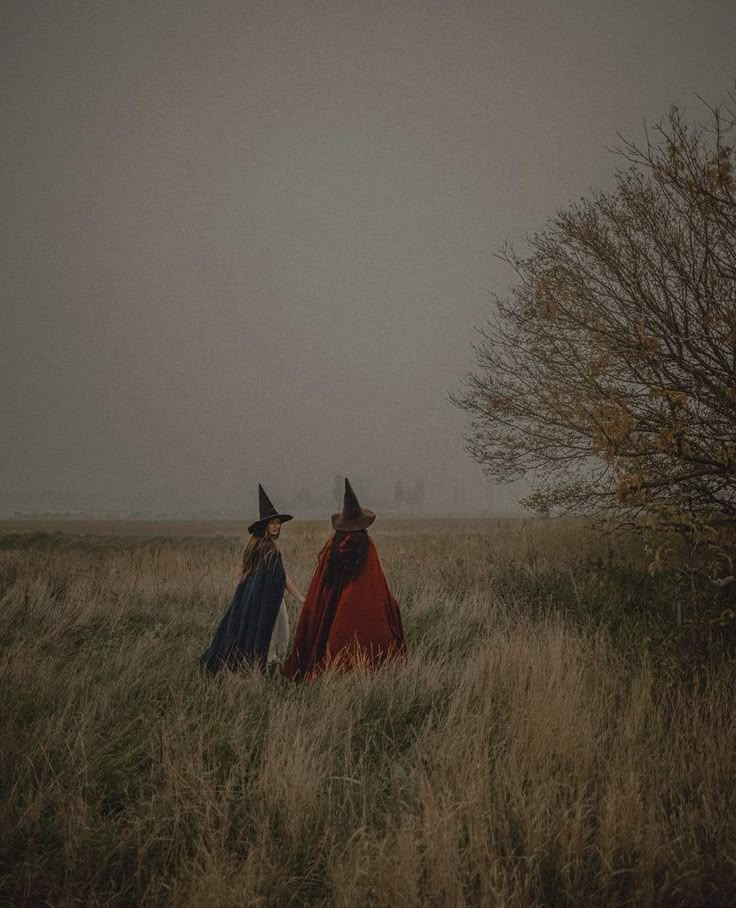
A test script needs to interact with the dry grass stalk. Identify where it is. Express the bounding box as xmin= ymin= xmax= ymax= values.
xmin=0 ymin=519 xmax=734 ymax=906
